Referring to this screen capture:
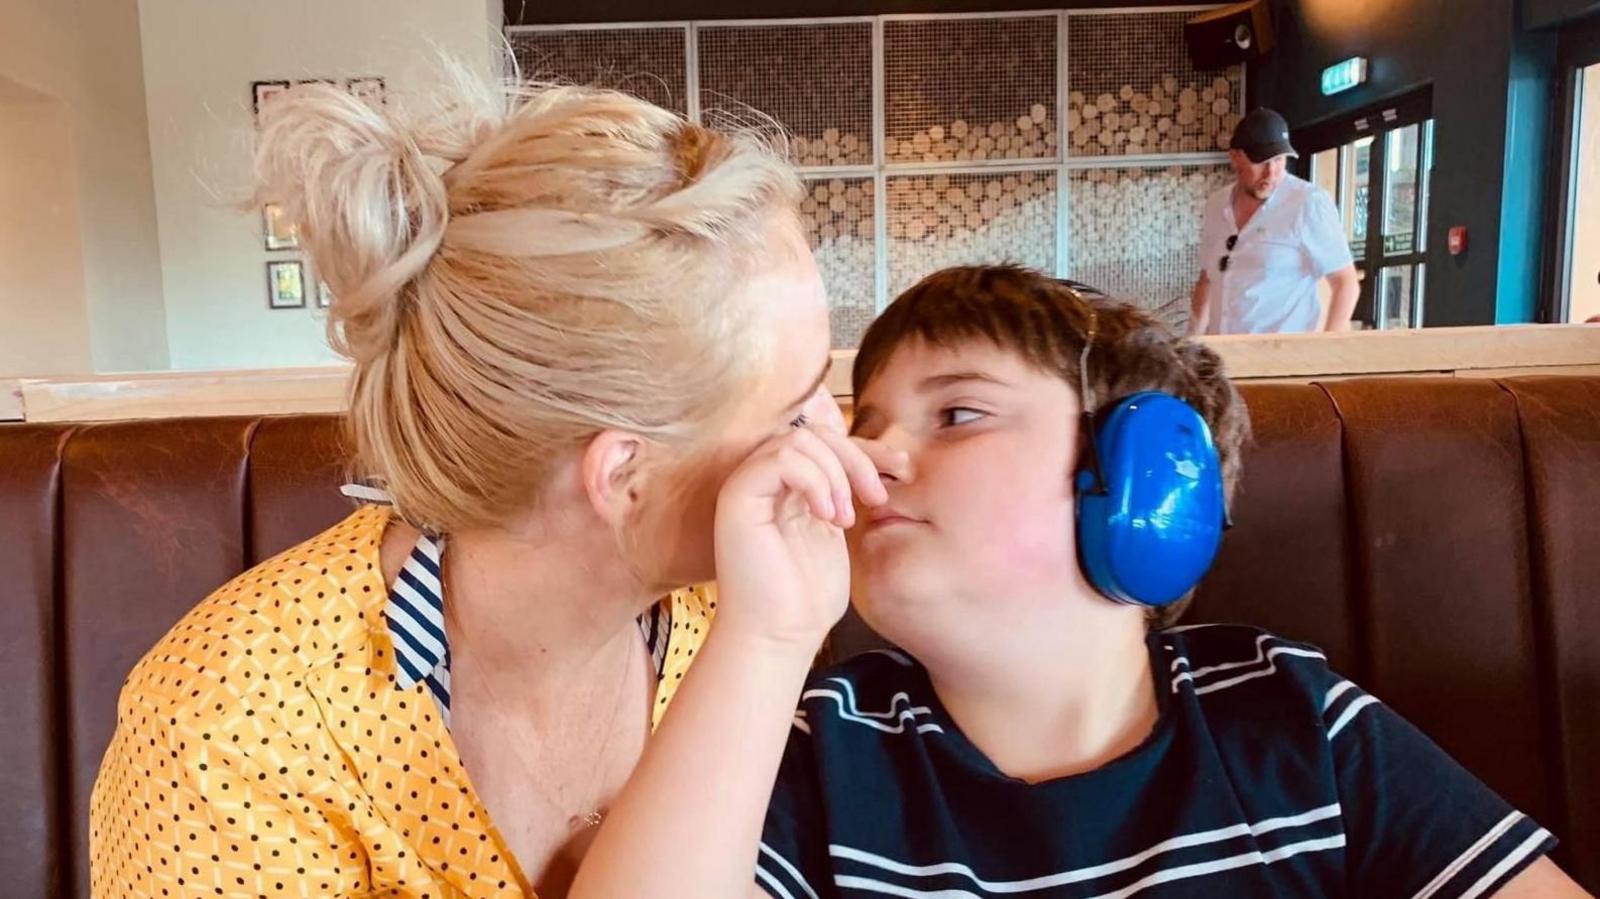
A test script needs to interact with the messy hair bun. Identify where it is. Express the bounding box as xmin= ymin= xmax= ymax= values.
xmin=253 ymin=70 xmax=801 ymax=532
